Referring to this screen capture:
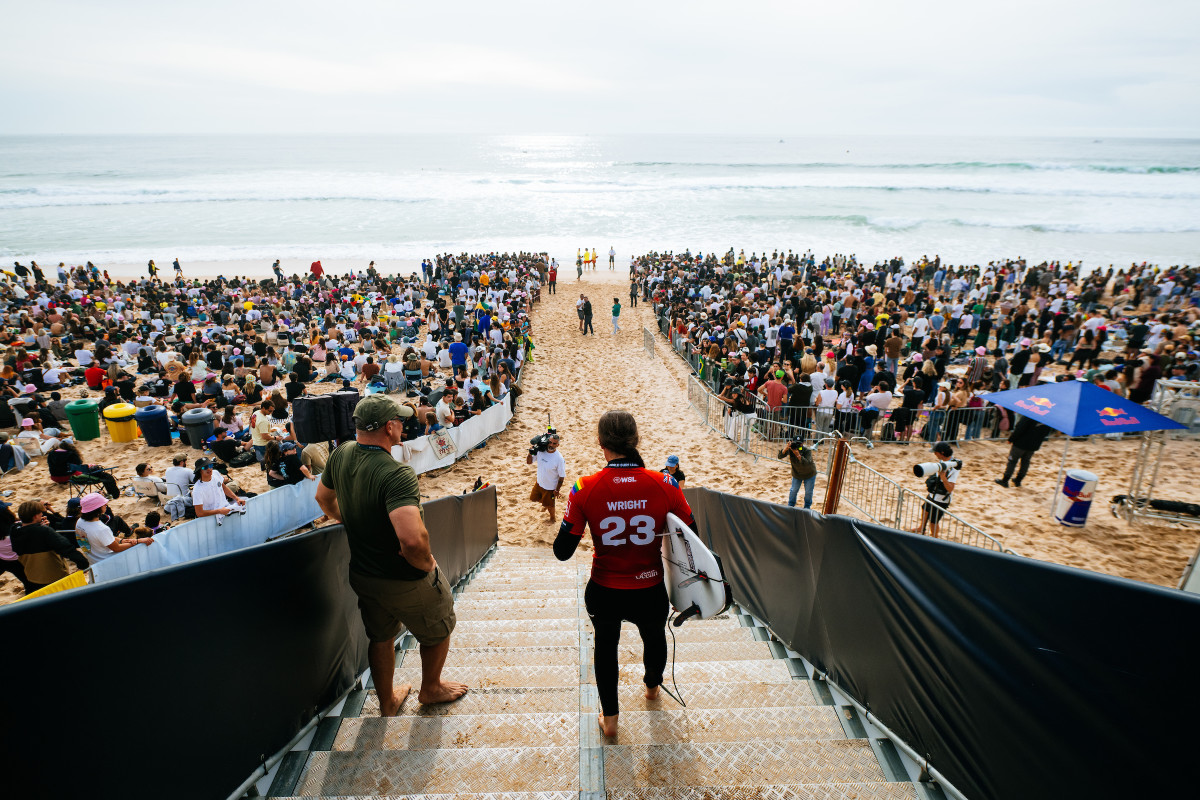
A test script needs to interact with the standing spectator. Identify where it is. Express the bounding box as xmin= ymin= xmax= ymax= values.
xmin=995 ymin=417 xmax=1053 ymax=488
xmin=314 ymin=394 xmax=466 ymax=714
xmin=779 ymin=439 xmax=818 ymax=509
xmin=611 ymin=298 xmax=621 ymax=335
xmin=659 ymin=455 xmax=686 ymax=490
xmin=190 ymin=459 xmax=248 ymax=519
